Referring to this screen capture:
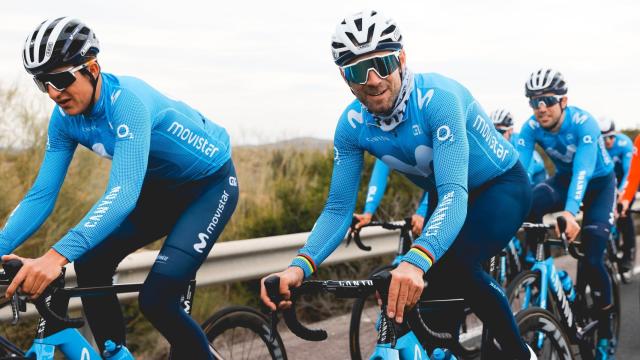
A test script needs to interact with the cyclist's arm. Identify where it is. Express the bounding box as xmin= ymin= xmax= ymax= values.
xmin=529 ymin=150 xmax=546 ymax=181
xmin=51 ymin=90 xmax=152 ymax=262
xmin=415 ymin=191 xmax=429 ymax=217
xmin=363 ymin=159 xmax=390 ymax=215
xmin=401 ymin=91 xmax=469 ymax=273
xmin=618 ymin=136 xmax=634 ymax=192
xmin=515 ymin=119 xmax=537 ymax=170
xmin=622 ymin=135 xmax=640 ymax=203
xmin=0 ymin=112 xmax=76 ymax=256
xmin=290 ymin=116 xmax=364 ymax=278
xmin=564 ymin=118 xmax=600 ymax=215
